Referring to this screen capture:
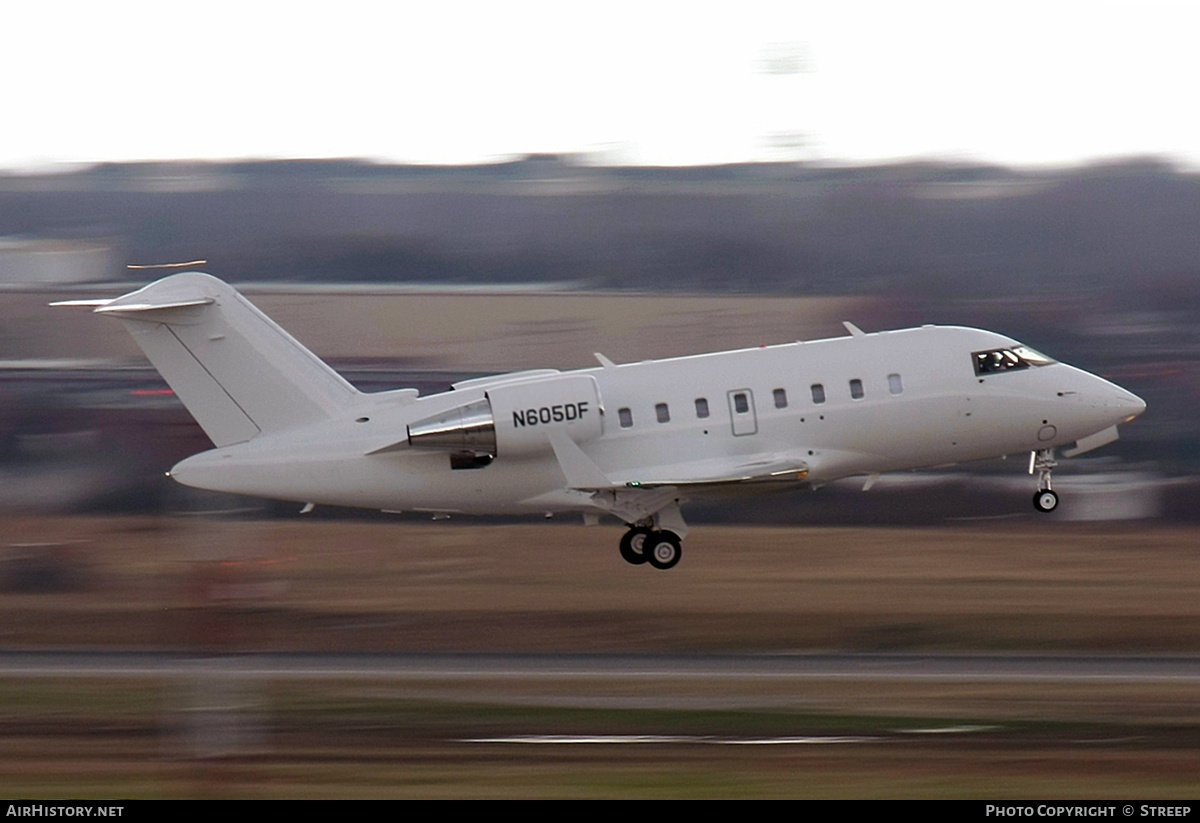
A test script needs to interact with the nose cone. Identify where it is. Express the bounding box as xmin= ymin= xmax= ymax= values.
xmin=1116 ymin=388 xmax=1147 ymax=421
xmin=1077 ymin=372 xmax=1146 ymax=427
xmin=1053 ymin=365 xmax=1146 ymax=436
